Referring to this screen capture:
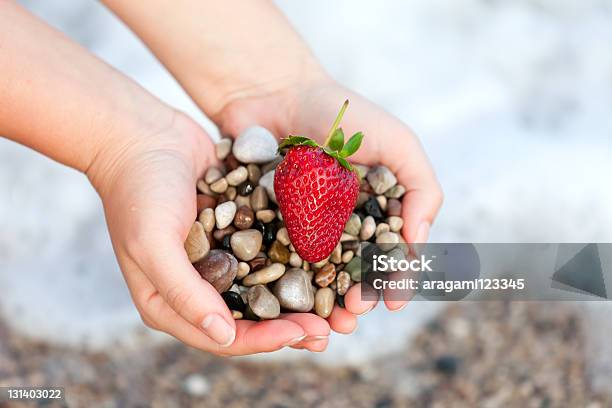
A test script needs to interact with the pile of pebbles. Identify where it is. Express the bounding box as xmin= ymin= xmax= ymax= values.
xmin=184 ymin=126 xmax=406 ymax=320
